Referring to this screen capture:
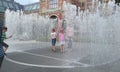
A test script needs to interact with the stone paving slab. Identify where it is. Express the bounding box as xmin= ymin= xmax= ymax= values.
xmin=1 ymin=55 xmax=120 ymax=72
xmin=1 ymin=41 xmax=120 ymax=72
